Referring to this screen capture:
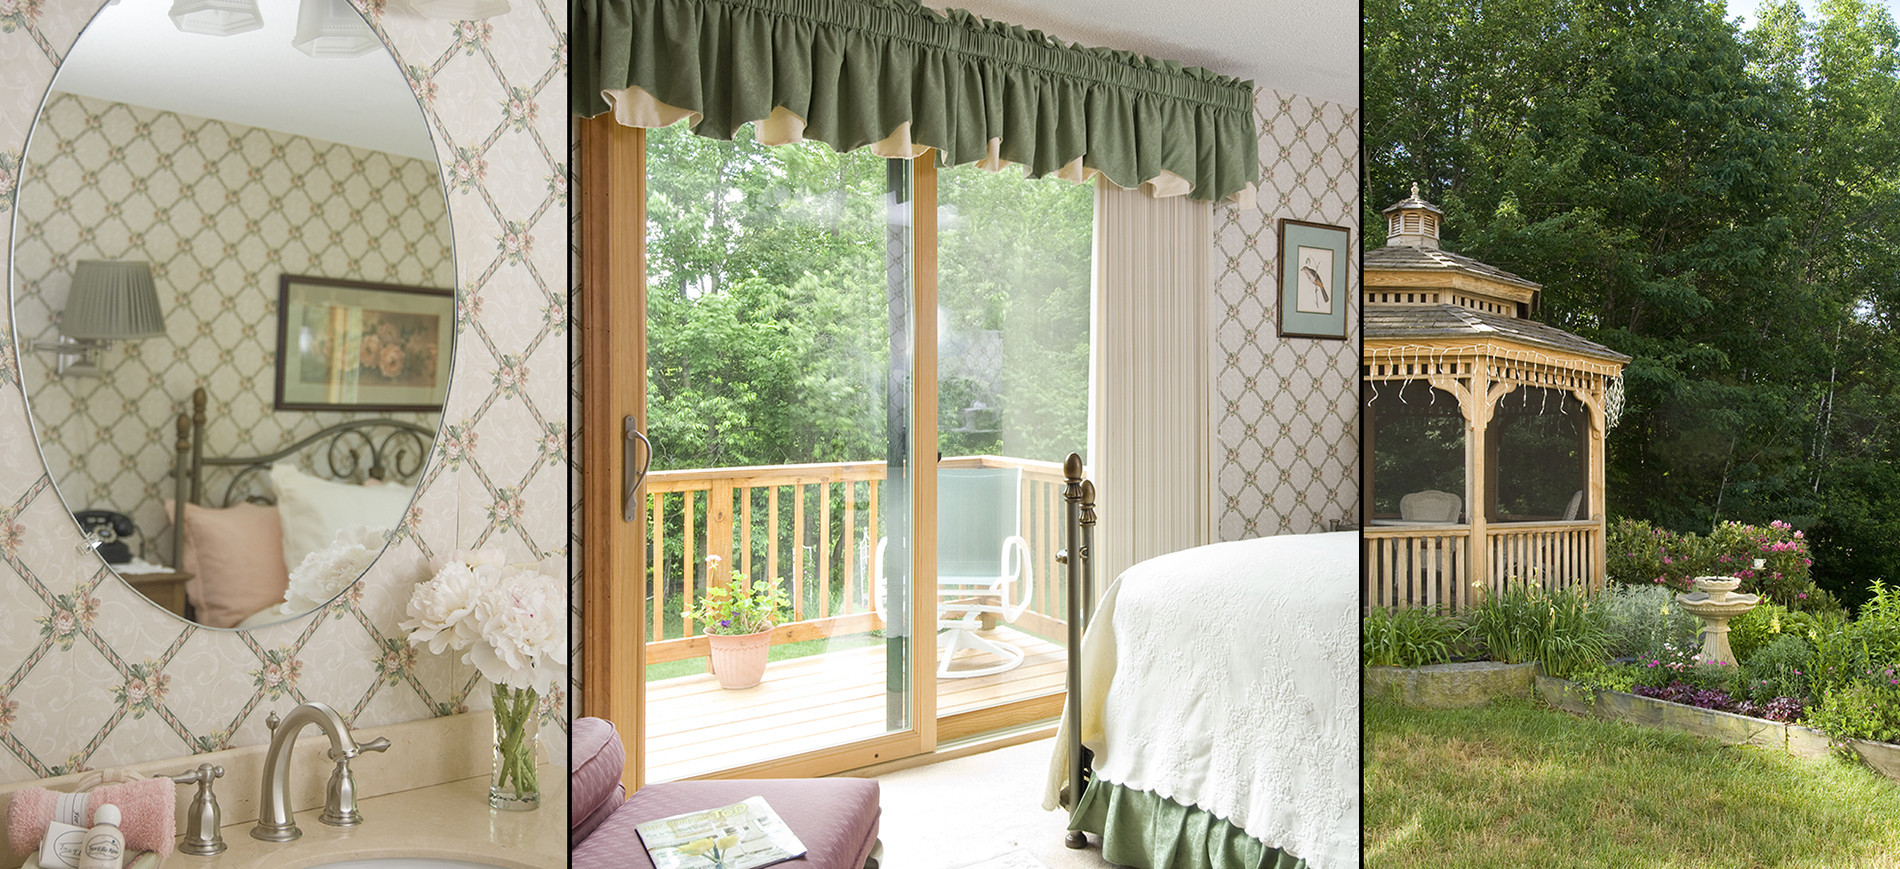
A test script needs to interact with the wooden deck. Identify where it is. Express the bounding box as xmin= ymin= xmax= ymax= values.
xmin=646 ymin=625 xmax=1066 ymax=781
